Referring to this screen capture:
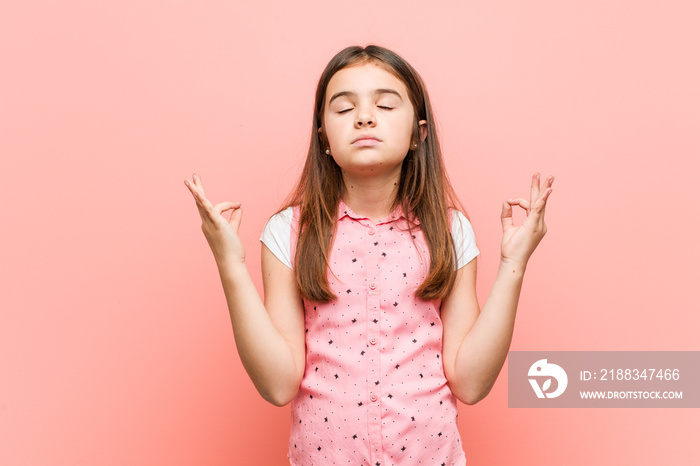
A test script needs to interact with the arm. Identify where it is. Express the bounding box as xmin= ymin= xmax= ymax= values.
xmin=219 ymin=247 xmax=305 ymax=406
xmin=442 ymin=173 xmax=554 ymax=405
xmin=441 ymin=256 xmax=525 ymax=405
xmin=184 ymin=173 xmax=305 ymax=406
